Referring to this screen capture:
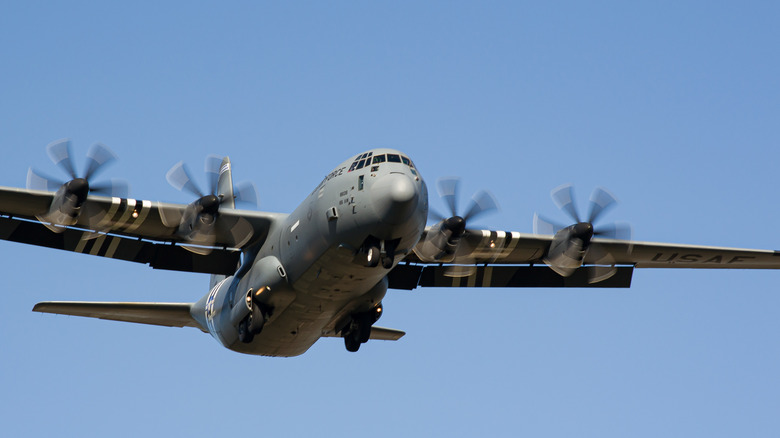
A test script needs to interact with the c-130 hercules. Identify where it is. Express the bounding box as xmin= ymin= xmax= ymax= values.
xmin=3 ymin=140 xmax=779 ymax=356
